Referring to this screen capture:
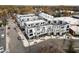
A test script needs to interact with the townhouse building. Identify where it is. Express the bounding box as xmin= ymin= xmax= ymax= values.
xmin=16 ymin=12 xmax=70 ymax=39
